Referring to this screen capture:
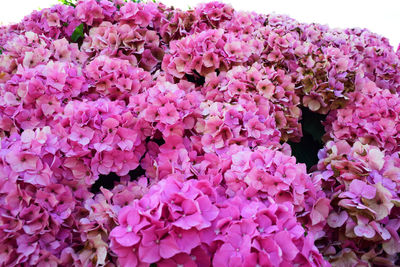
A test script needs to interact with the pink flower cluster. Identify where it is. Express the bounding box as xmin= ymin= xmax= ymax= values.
xmin=314 ymin=71 xmax=400 ymax=265
xmin=314 ymin=140 xmax=400 ymax=265
xmin=0 ymin=132 xmax=149 ymax=266
xmin=19 ymin=4 xmax=80 ymax=39
xmin=85 ymin=55 xmax=152 ymax=99
xmin=324 ymin=74 xmax=400 ymax=153
xmin=0 ymin=0 xmax=399 ymax=266
xmin=217 ymin=146 xmax=326 ymax=216
xmin=110 ymin=176 xmax=328 ymax=267
xmin=201 ymin=64 xmax=301 ymax=141
xmin=163 ymin=28 xmax=263 ymax=78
